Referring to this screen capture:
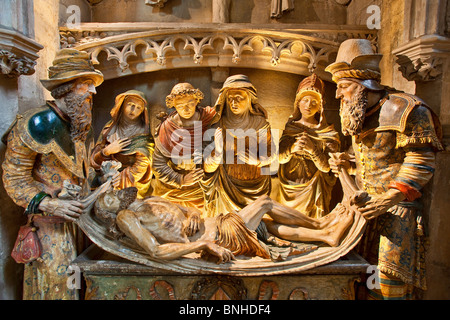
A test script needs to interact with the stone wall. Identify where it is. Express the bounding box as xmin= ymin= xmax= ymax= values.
xmin=0 ymin=77 xmax=24 ymax=300
xmin=19 ymin=0 xmax=61 ymax=111
xmin=89 ymin=0 xmax=347 ymax=24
